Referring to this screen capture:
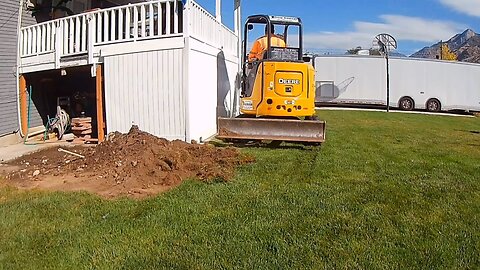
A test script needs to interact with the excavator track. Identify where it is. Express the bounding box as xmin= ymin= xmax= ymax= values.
xmin=217 ymin=117 xmax=326 ymax=144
